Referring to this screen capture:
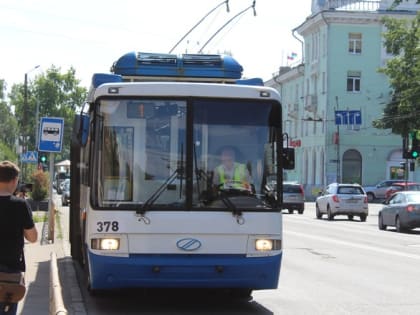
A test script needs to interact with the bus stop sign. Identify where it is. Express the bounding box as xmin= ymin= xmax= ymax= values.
xmin=38 ymin=117 xmax=64 ymax=152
